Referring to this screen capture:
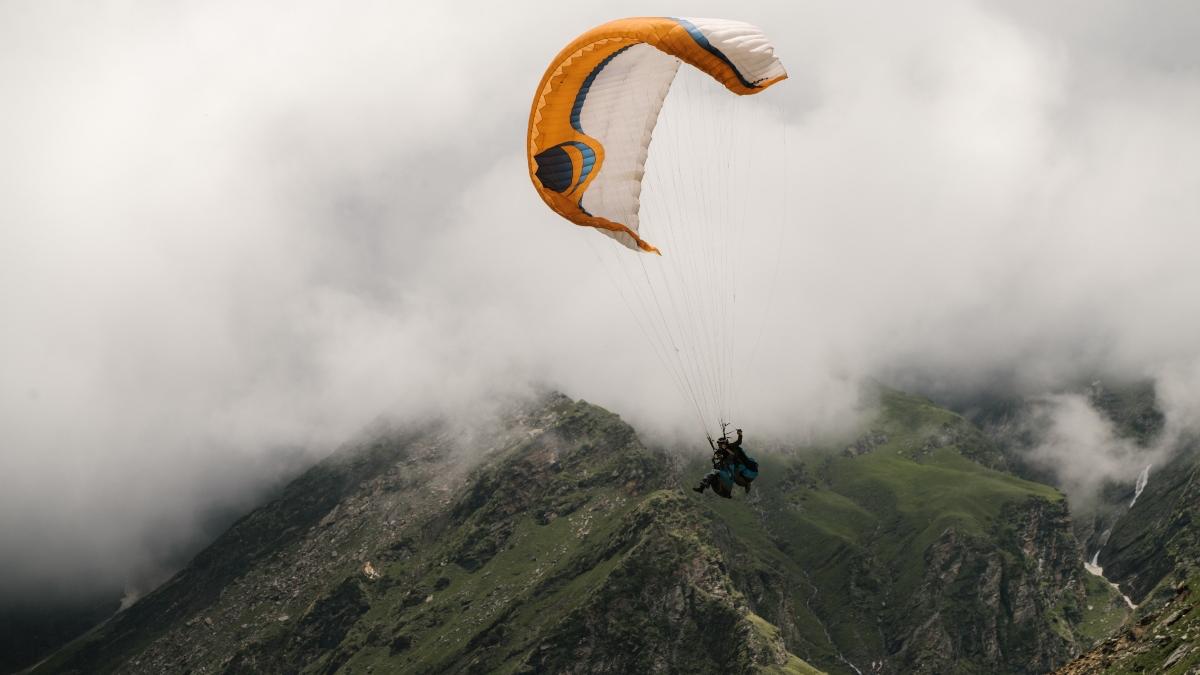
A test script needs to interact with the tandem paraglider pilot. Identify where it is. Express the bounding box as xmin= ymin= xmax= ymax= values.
xmin=693 ymin=429 xmax=759 ymax=499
